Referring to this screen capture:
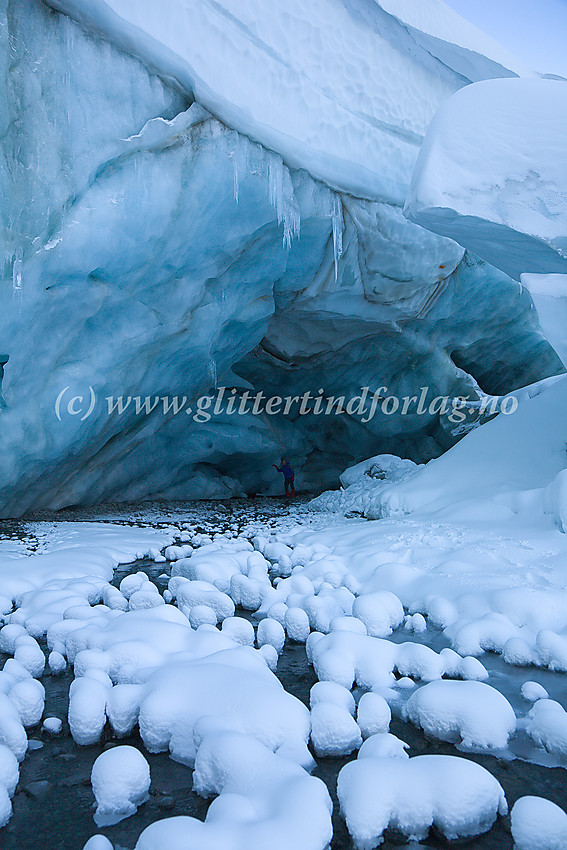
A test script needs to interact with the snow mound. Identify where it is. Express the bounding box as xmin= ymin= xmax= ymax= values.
xmin=370 ymin=375 xmax=567 ymax=519
xmin=257 ymin=618 xmax=286 ymax=654
xmin=356 ymin=693 xmax=391 ymax=739
xmin=405 ymin=79 xmax=567 ymax=280
xmin=0 ymin=693 xmax=28 ymax=762
xmin=352 ymin=592 xmax=404 ymax=638
xmin=219 ymin=617 xmax=255 ymax=646
xmin=135 ymin=731 xmax=332 ymax=850
xmin=338 ymin=753 xmax=507 ymax=846
xmin=404 ymin=680 xmax=516 ymax=751
xmin=69 ymin=675 xmax=111 ymax=746
xmin=91 ymin=745 xmax=150 ymax=826
xmin=0 ymin=744 xmax=19 ymax=799
xmin=511 ymin=796 xmax=567 ymax=850
xmin=170 ymin=579 xmax=235 ymax=623
xmin=358 ymin=733 xmax=409 ymax=761
xmin=42 ymin=717 xmax=63 ymax=735
xmin=82 ymin=837 xmax=114 ymax=850
xmin=310 ymin=455 xmax=420 ymax=516
xmin=137 ymin=647 xmax=311 ymax=765
xmin=310 ymin=681 xmax=355 ymax=715
xmin=521 ymin=681 xmax=549 ymax=703
xmin=526 ymin=699 xmax=567 ymax=756
xmin=310 ymin=701 xmax=362 ymax=757
xmin=309 ymin=630 xmax=481 ymax=691
xmin=9 ymin=678 xmax=45 ymax=728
